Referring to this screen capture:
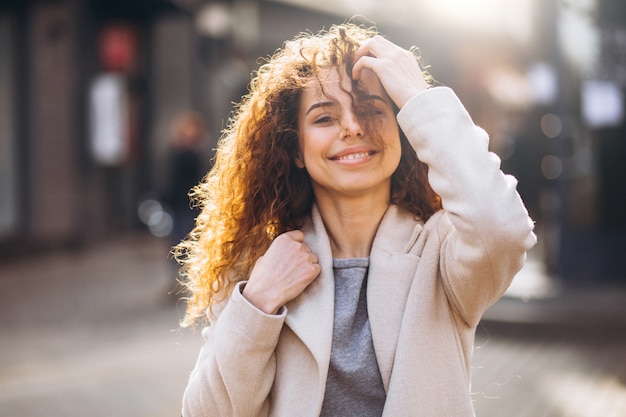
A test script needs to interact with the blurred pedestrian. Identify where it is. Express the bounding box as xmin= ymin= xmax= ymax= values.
xmin=175 ymin=23 xmax=536 ymax=417
xmin=164 ymin=111 xmax=206 ymax=249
